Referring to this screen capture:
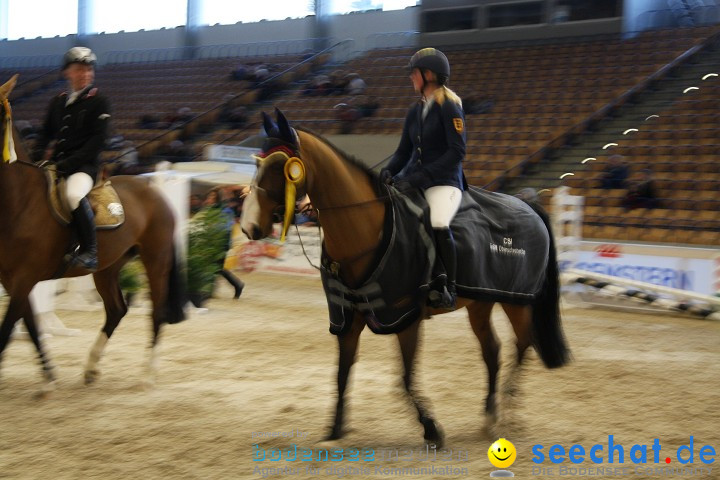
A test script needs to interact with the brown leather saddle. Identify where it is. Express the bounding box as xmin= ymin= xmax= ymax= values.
xmin=44 ymin=168 xmax=125 ymax=229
